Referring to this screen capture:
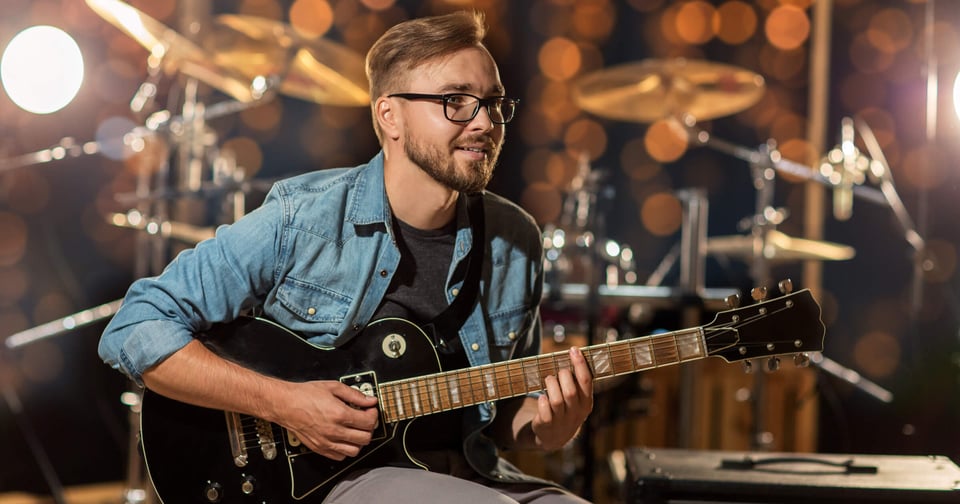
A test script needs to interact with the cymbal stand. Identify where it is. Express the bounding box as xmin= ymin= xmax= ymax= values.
xmin=675 ymin=188 xmax=709 ymax=448
xmin=744 ymin=141 xmax=780 ymax=450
